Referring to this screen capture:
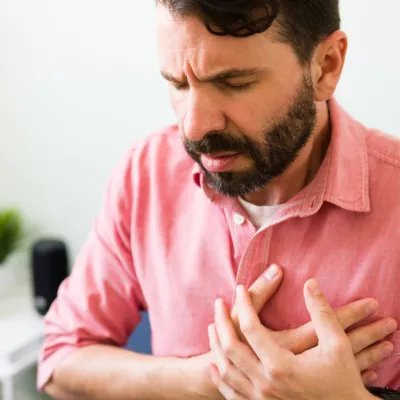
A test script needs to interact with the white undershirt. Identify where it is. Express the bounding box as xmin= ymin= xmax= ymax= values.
xmin=238 ymin=197 xmax=282 ymax=229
